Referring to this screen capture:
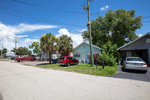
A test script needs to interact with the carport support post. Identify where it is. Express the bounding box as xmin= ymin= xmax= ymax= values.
xmin=87 ymin=0 xmax=94 ymax=67
xmin=148 ymin=48 xmax=150 ymax=65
